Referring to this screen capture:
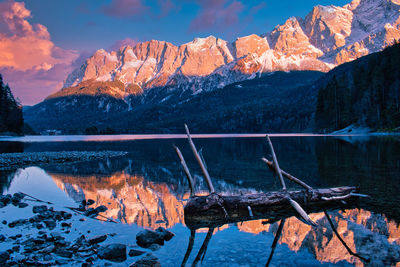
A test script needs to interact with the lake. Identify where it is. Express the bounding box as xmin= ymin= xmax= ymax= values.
xmin=0 ymin=135 xmax=399 ymax=266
